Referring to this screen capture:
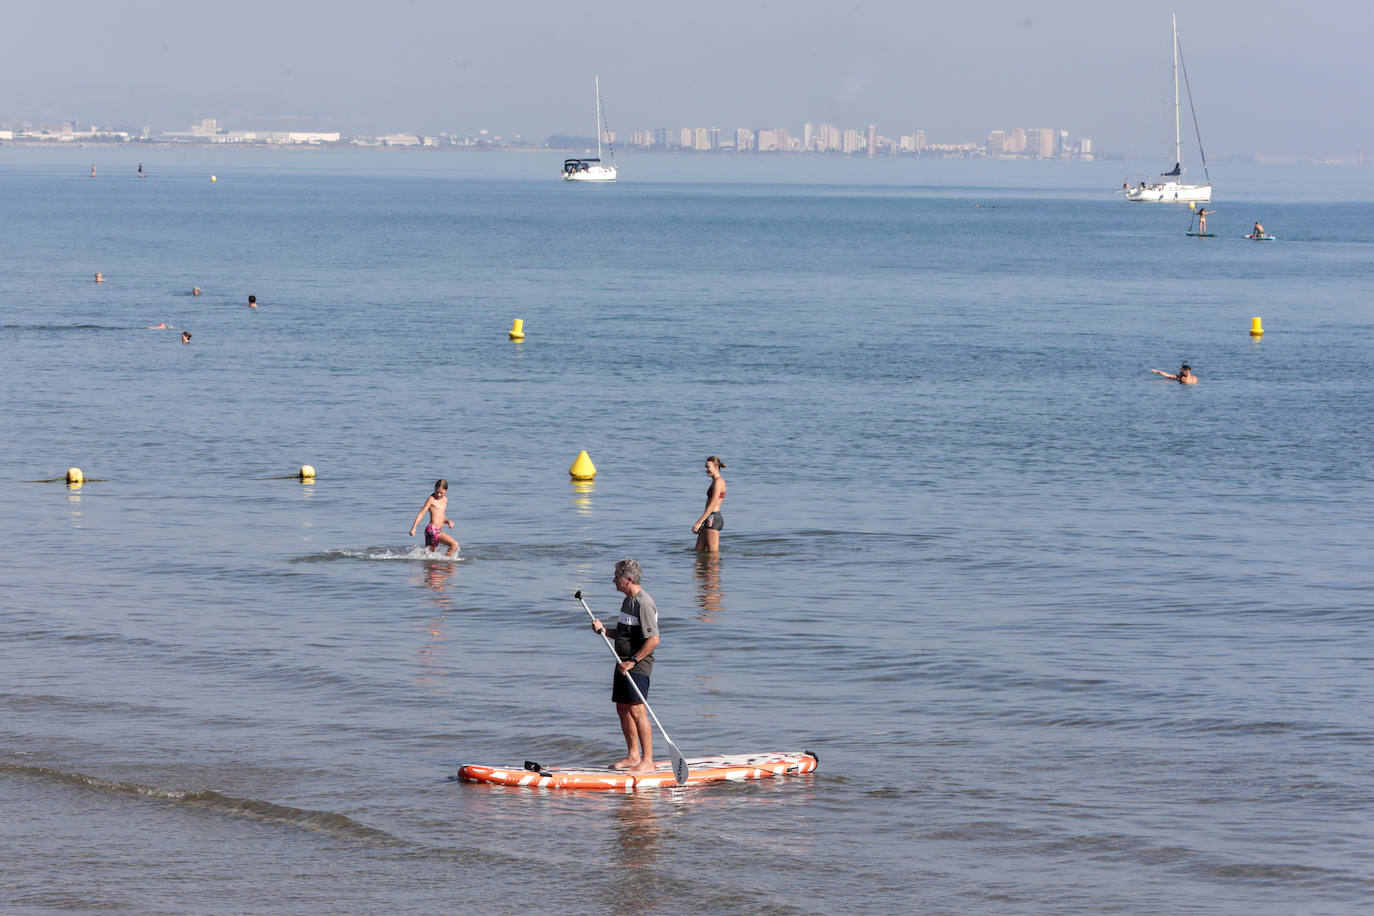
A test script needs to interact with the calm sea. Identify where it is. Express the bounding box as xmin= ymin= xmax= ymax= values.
xmin=3 ymin=147 xmax=1373 ymax=913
